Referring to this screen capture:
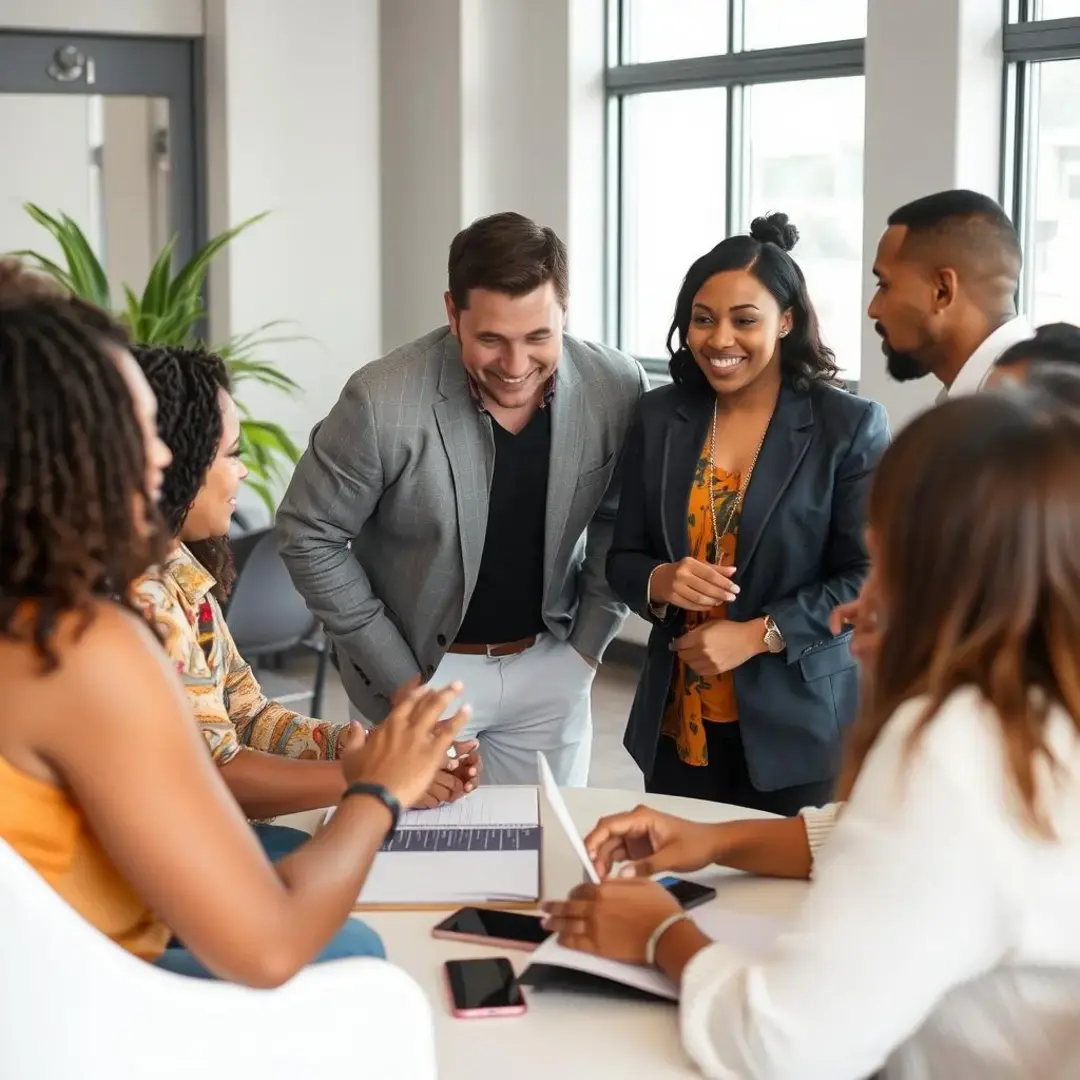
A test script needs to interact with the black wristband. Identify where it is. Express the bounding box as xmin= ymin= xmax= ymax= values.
xmin=341 ymin=782 xmax=401 ymax=834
